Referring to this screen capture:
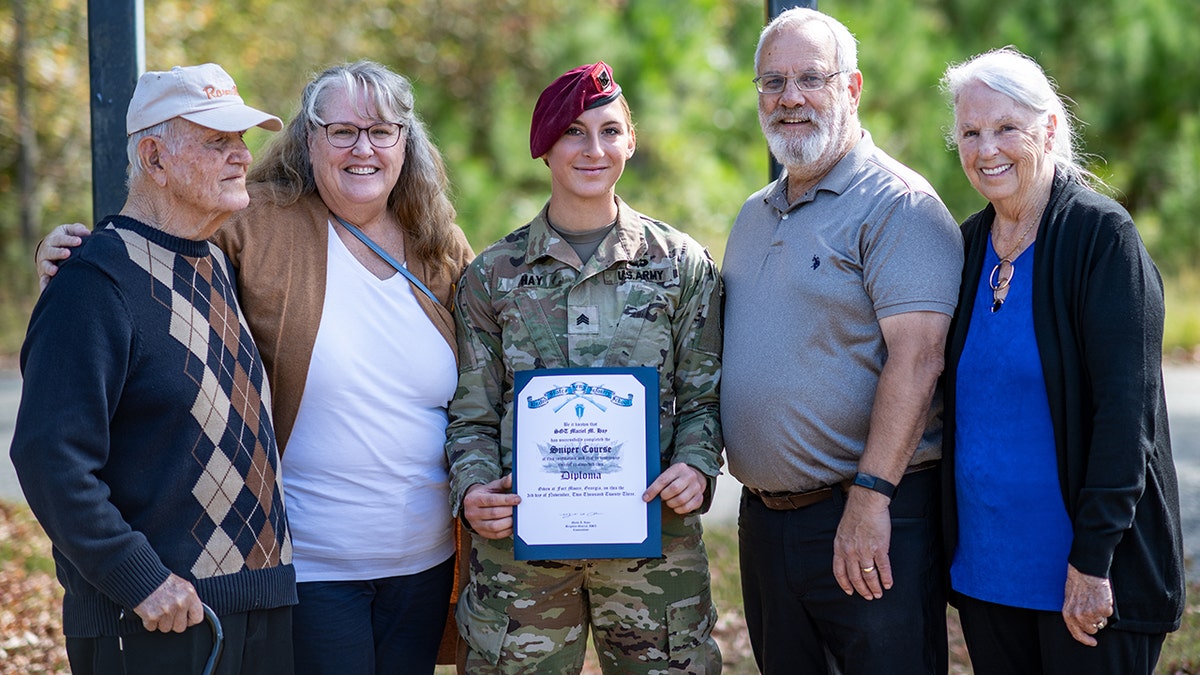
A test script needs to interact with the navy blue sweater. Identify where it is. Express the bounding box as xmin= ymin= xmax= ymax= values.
xmin=10 ymin=216 xmax=295 ymax=637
